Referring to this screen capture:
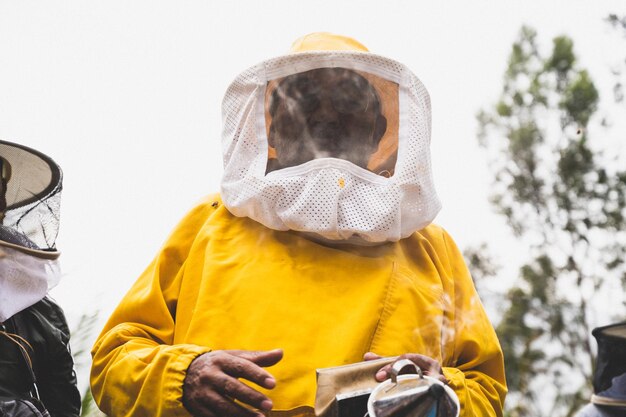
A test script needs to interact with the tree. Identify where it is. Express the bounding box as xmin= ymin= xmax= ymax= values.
xmin=607 ymin=14 xmax=626 ymax=104
xmin=475 ymin=26 xmax=626 ymax=417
